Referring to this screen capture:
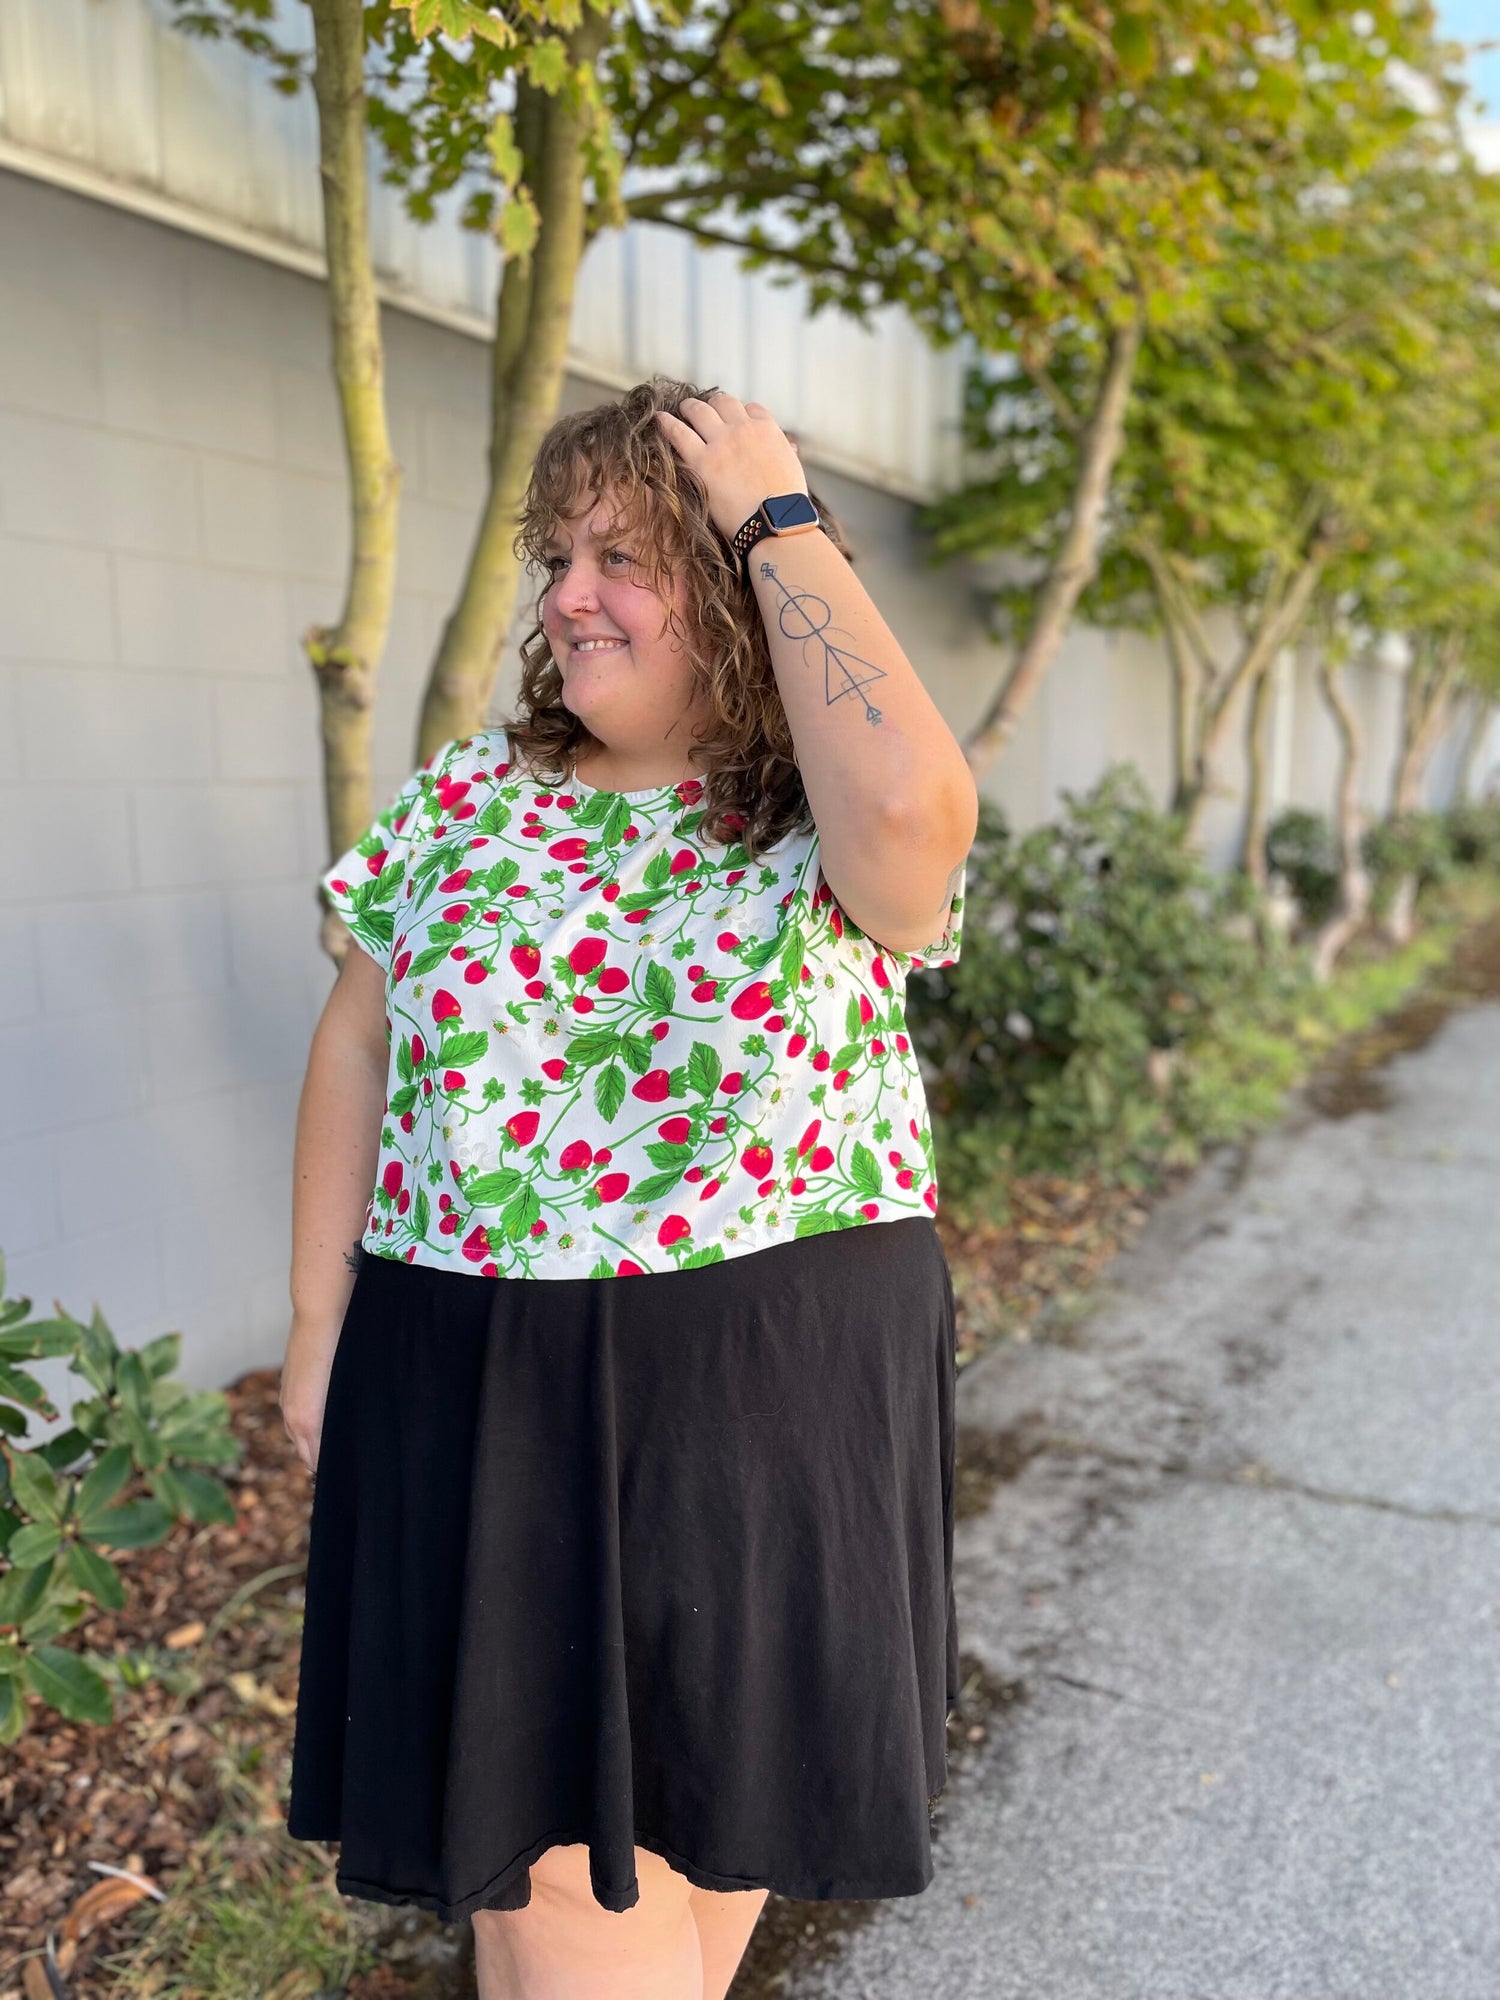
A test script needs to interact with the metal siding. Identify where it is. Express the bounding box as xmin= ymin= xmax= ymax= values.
xmin=0 ymin=0 xmax=954 ymax=493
